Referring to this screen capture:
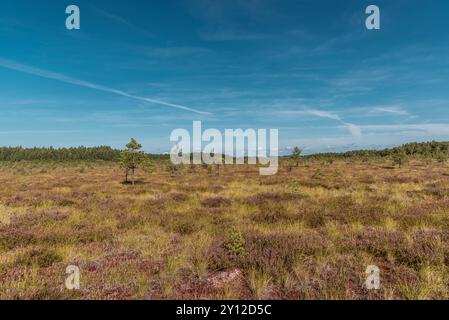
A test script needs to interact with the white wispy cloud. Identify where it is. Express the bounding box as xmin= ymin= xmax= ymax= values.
xmin=303 ymin=108 xmax=341 ymax=121
xmin=0 ymin=130 xmax=83 ymax=135
xmin=199 ymin=29 xmax=270 ymax=41
xmin=362 ymin=123 xmax=449 ymax=135
xmin=90 ymin=5 xmax=153 ymax=38
xmin=304 ymin=108 xmax=362 ymax=141
xmin=269 ymin=108 xmax=363 ymax=141
xmin=370 ymin=105 xmax=410 ymax=116
xmin=343 ymin=122 xmax=362 ymax=140
xmin=0 ymin=58 xmax=210 ymax=115
xmin=312 ymin=32 xmax=362 ymax=55
xmin=144 ymin=46 xmax=210 ymax=58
